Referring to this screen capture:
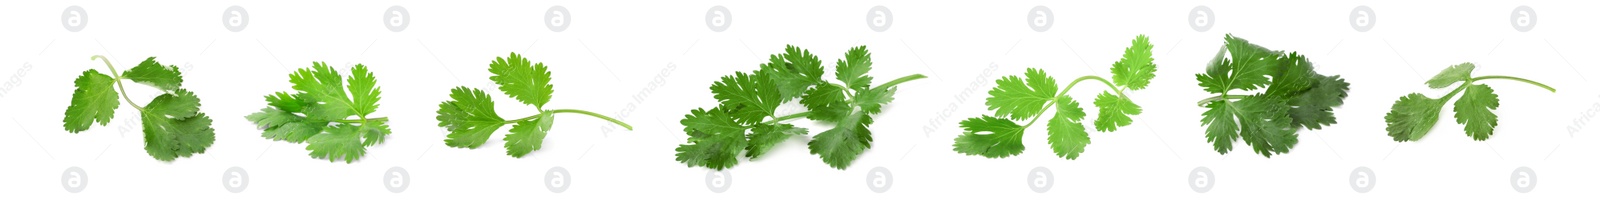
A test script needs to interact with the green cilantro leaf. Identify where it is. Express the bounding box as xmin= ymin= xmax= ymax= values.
xmin=952 ymin=35 xmax=1156 ymax=160
xmin=1194 ymin=35 xmax=1348 ymax=157
xmin=1385 ymin=63 xmax=1552 ymax=142
xmin=436 ymin=52 xmax=632 ymax=158
xmin=63 ymin=69 xmax=119 ymax=133
xmin=250 ymin=63 xmax=390 ymax=163
xmin=64 ymin=56 xmax=215 ymax=162
xmin=676 ymin=46 xmax=924 ymax=170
